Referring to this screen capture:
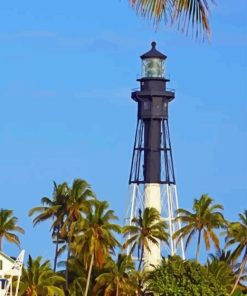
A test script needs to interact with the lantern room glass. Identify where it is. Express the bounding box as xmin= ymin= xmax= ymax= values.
xmin=142 ymin=58 xmax=164 ymax=78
